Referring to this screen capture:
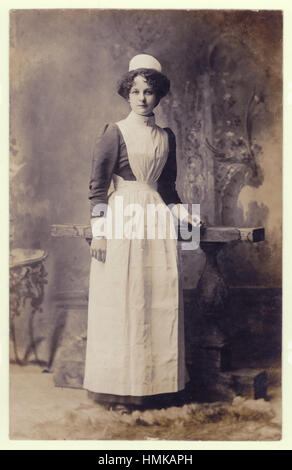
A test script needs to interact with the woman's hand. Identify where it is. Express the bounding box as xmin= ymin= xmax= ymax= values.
xmin=171 ymin=204 xmax=207 ymax=235
xmin=186 ymin=211 xmax=206 ymax=228
xmin=90 ymin=238 xmax=107 ymax=263
xmin=185 ymin=211 xmax=207 ymax=235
